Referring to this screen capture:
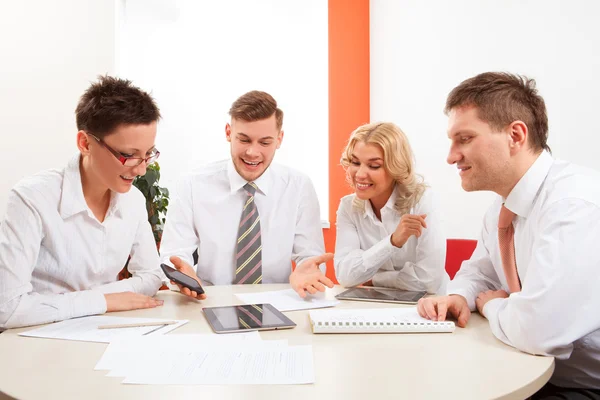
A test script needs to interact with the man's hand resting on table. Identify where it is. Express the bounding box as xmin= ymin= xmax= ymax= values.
xmin=417 ymin=294 xmax=471 ymax=327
